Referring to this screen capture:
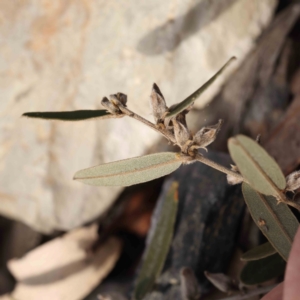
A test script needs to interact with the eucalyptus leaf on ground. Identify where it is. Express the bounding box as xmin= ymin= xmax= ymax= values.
xmin=22 ymin=110 xmax=118 ymax=121
xmin=166 ymin=57 xmax=236 ymax=119
xmin=241 ymin=242 xmax=276 ymax=261
xmin=133 ymin=181 xmax=179 ymax=300
xmin=240 ymin=253 xmax=285 ymax=285
xmin=228 ymin=135 xmax=286 ymax=196
xmin=74 ymin=152 xmax=183 ymax=187
xmin=7 ymin=225 xmax=122 ymax=300
xmin=242 ymin=183 xmax=298 ymax=261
